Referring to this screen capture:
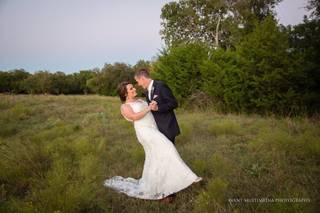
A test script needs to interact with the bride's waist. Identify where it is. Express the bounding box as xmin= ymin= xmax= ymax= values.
xmin=134 ymin=121 xmax=157 ymax=129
